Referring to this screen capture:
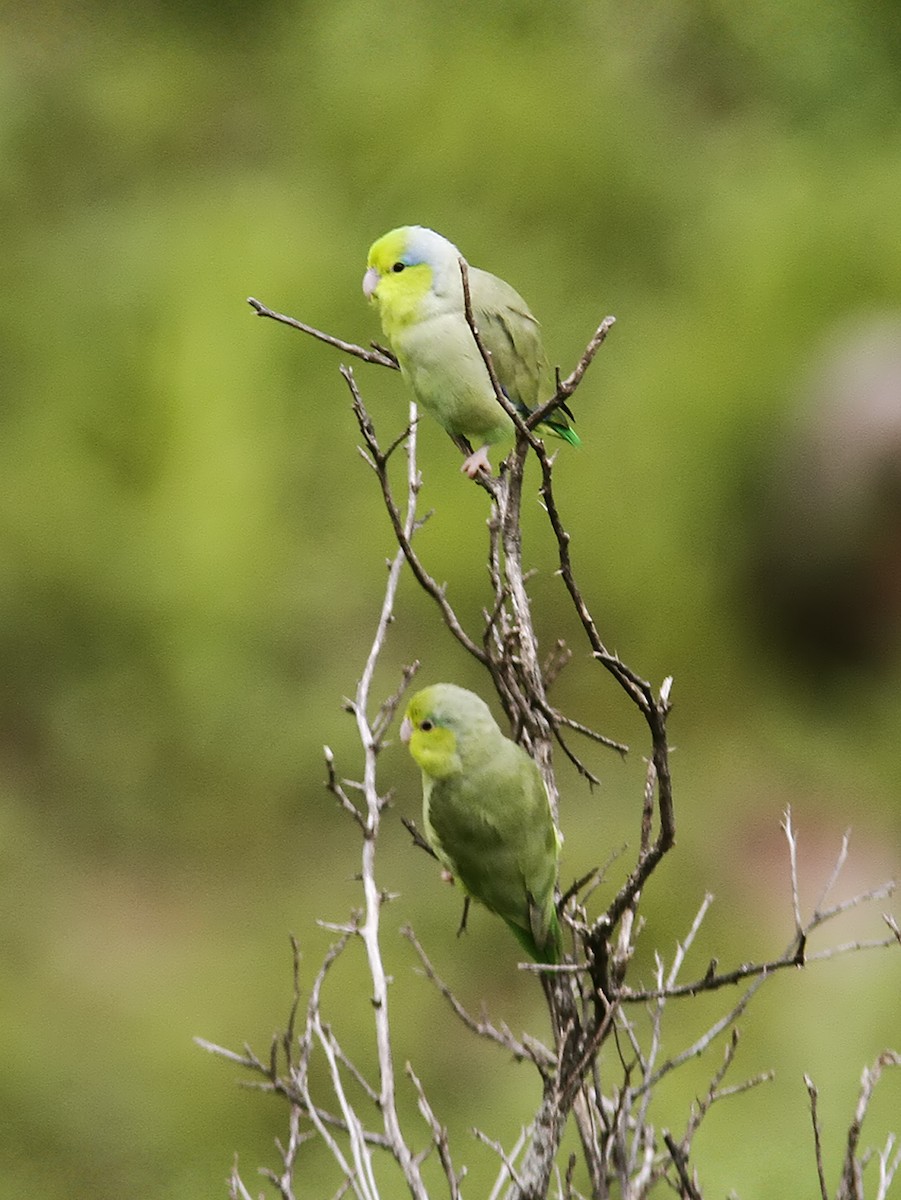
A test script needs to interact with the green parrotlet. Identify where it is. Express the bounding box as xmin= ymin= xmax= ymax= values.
xmin=363 ymin=225 xmax=580 ymax=477
xmin=401 ymin=683 xmax=563 ymax=963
